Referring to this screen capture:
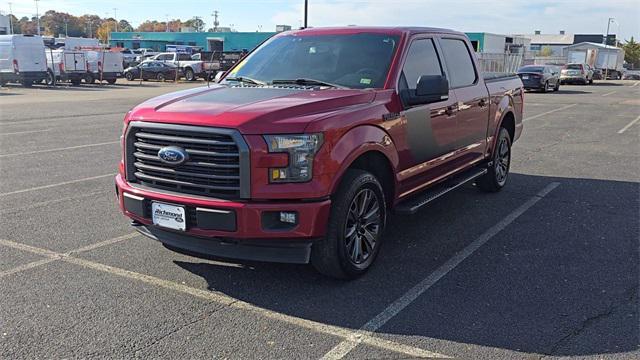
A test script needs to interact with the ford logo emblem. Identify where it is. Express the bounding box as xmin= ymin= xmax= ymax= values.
xmin=157 ymin=146 xmax=188 ymax=165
